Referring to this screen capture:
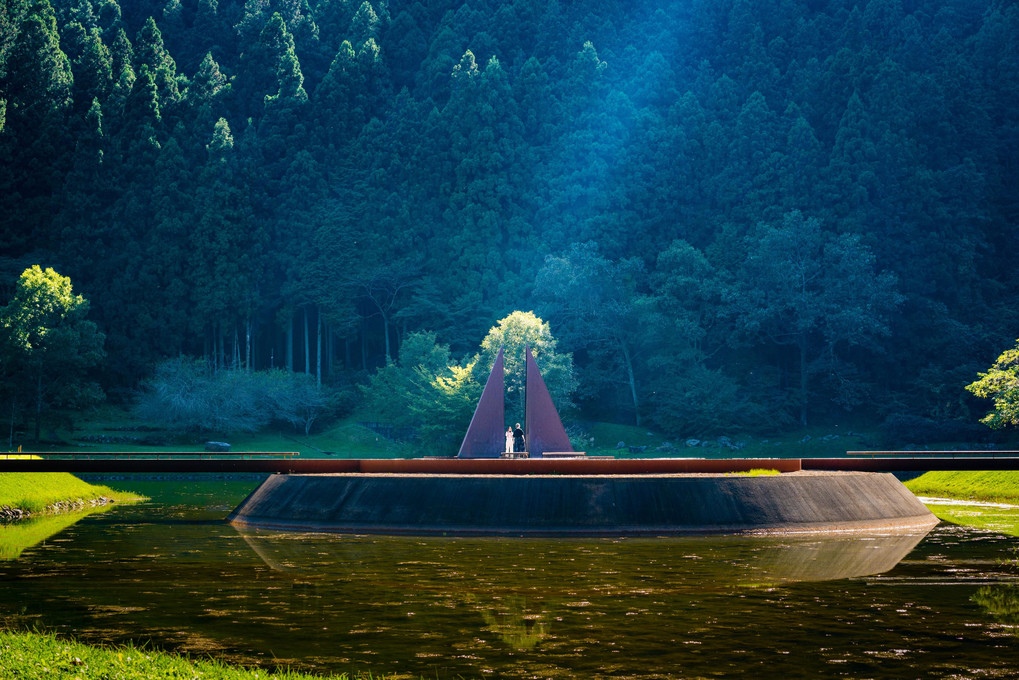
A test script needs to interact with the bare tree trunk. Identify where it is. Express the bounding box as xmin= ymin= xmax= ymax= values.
xmin=245 ymin=317 xmax=252 ymax=371
xmin=361 ymin=321 xmax=367 ymax=371
xmin=799 ymin=339 xmax=808 ymax=426
xmin=34 ymin=373 xmax=42 ymax=442
xmin=382 ymin=313 xmax=391 ymax=364
xmin=233 ymin=326 xmax=240 ymax=369
xmin=286 ymin=312 xmax=294 ymax=372
xmin=325 ymin=323 xmax=333 ymax=377
xmin=316 ymin=312 xmax=323 ymax=388
xmin=304 ymin=307 xmax=311 ymax=375
xmin=621 ymin=340 xmax=640 ymax=427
